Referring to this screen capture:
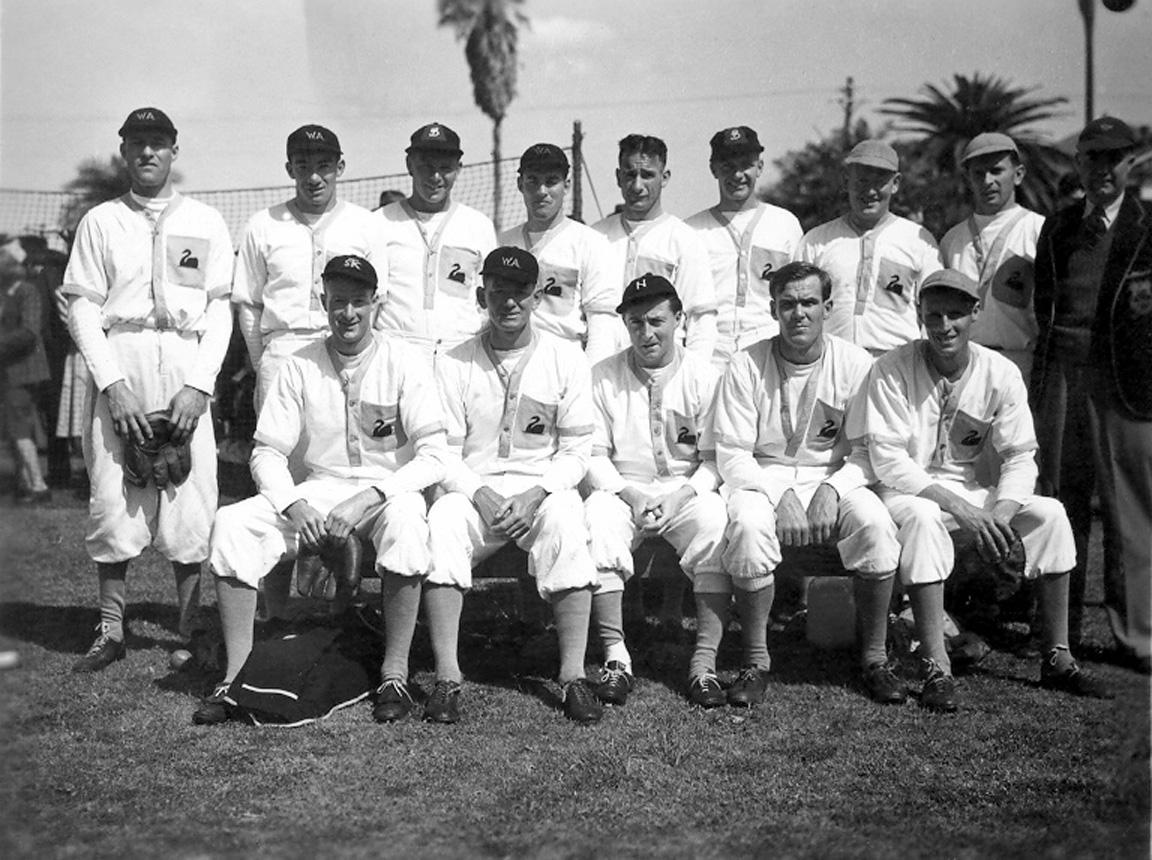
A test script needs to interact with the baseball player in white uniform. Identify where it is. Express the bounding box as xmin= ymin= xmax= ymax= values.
xmin=584 ymin=275 xmax=726 ymax=707
xmin=686 ymin=126 xmax=803 ymax=366
xmin=232 ymin=124 xmax=387 ymax=626
xmin=425 ymin=246 xmax=603 ymax=724
xmin=63 ymin=108 xmax=234 ymax=673
xmin=499 ymin=143 xmax=618 ymax=364
xmin=593 ymin=134 xmax=718 ymax=360
xmin=712 ymin=261 xmax=903 ymax=707
xmin=194 ymin=255 xmax=449 ymax=725
xmin=863 ymin=269 xmax=1110 ymax=711
xmin=797 ymin=140 xmax=942 ymax=355
xmin=940 ymin=132 xmax=1044 ymax=379
xmin=233 ymin=124 xmax=385 ymax=411
xmin=375 ymin=123 xmax=497 ymax=362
